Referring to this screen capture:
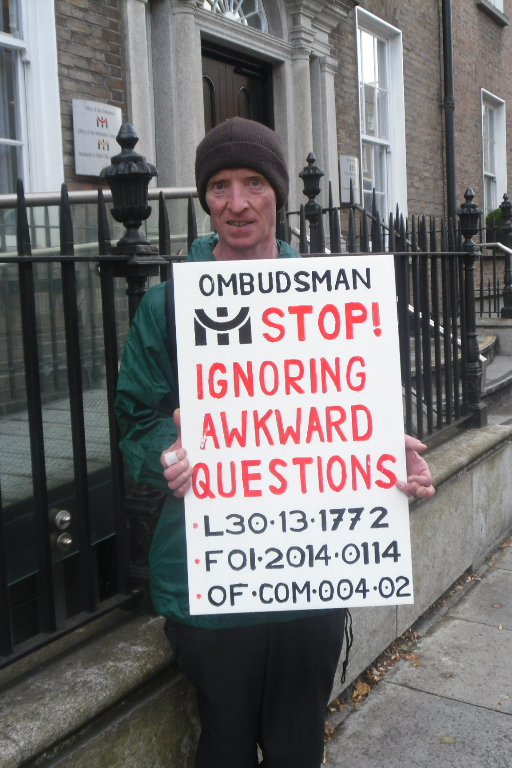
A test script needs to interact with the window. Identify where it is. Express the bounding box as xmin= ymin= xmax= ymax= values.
xmin=476 ymin=0 xmax=509 ymax=26
xmin=203 ymin=0 xmax=268 ymax=33
xmin=0 ymin=0 xmax=63 ymax=194
xmin=356 ymin=9 xmax=407 ymax=220
xmin=481 ymin=91 xmax=506 ymax=219
xmin=0 ymin=0 xmax=24 ymax=194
